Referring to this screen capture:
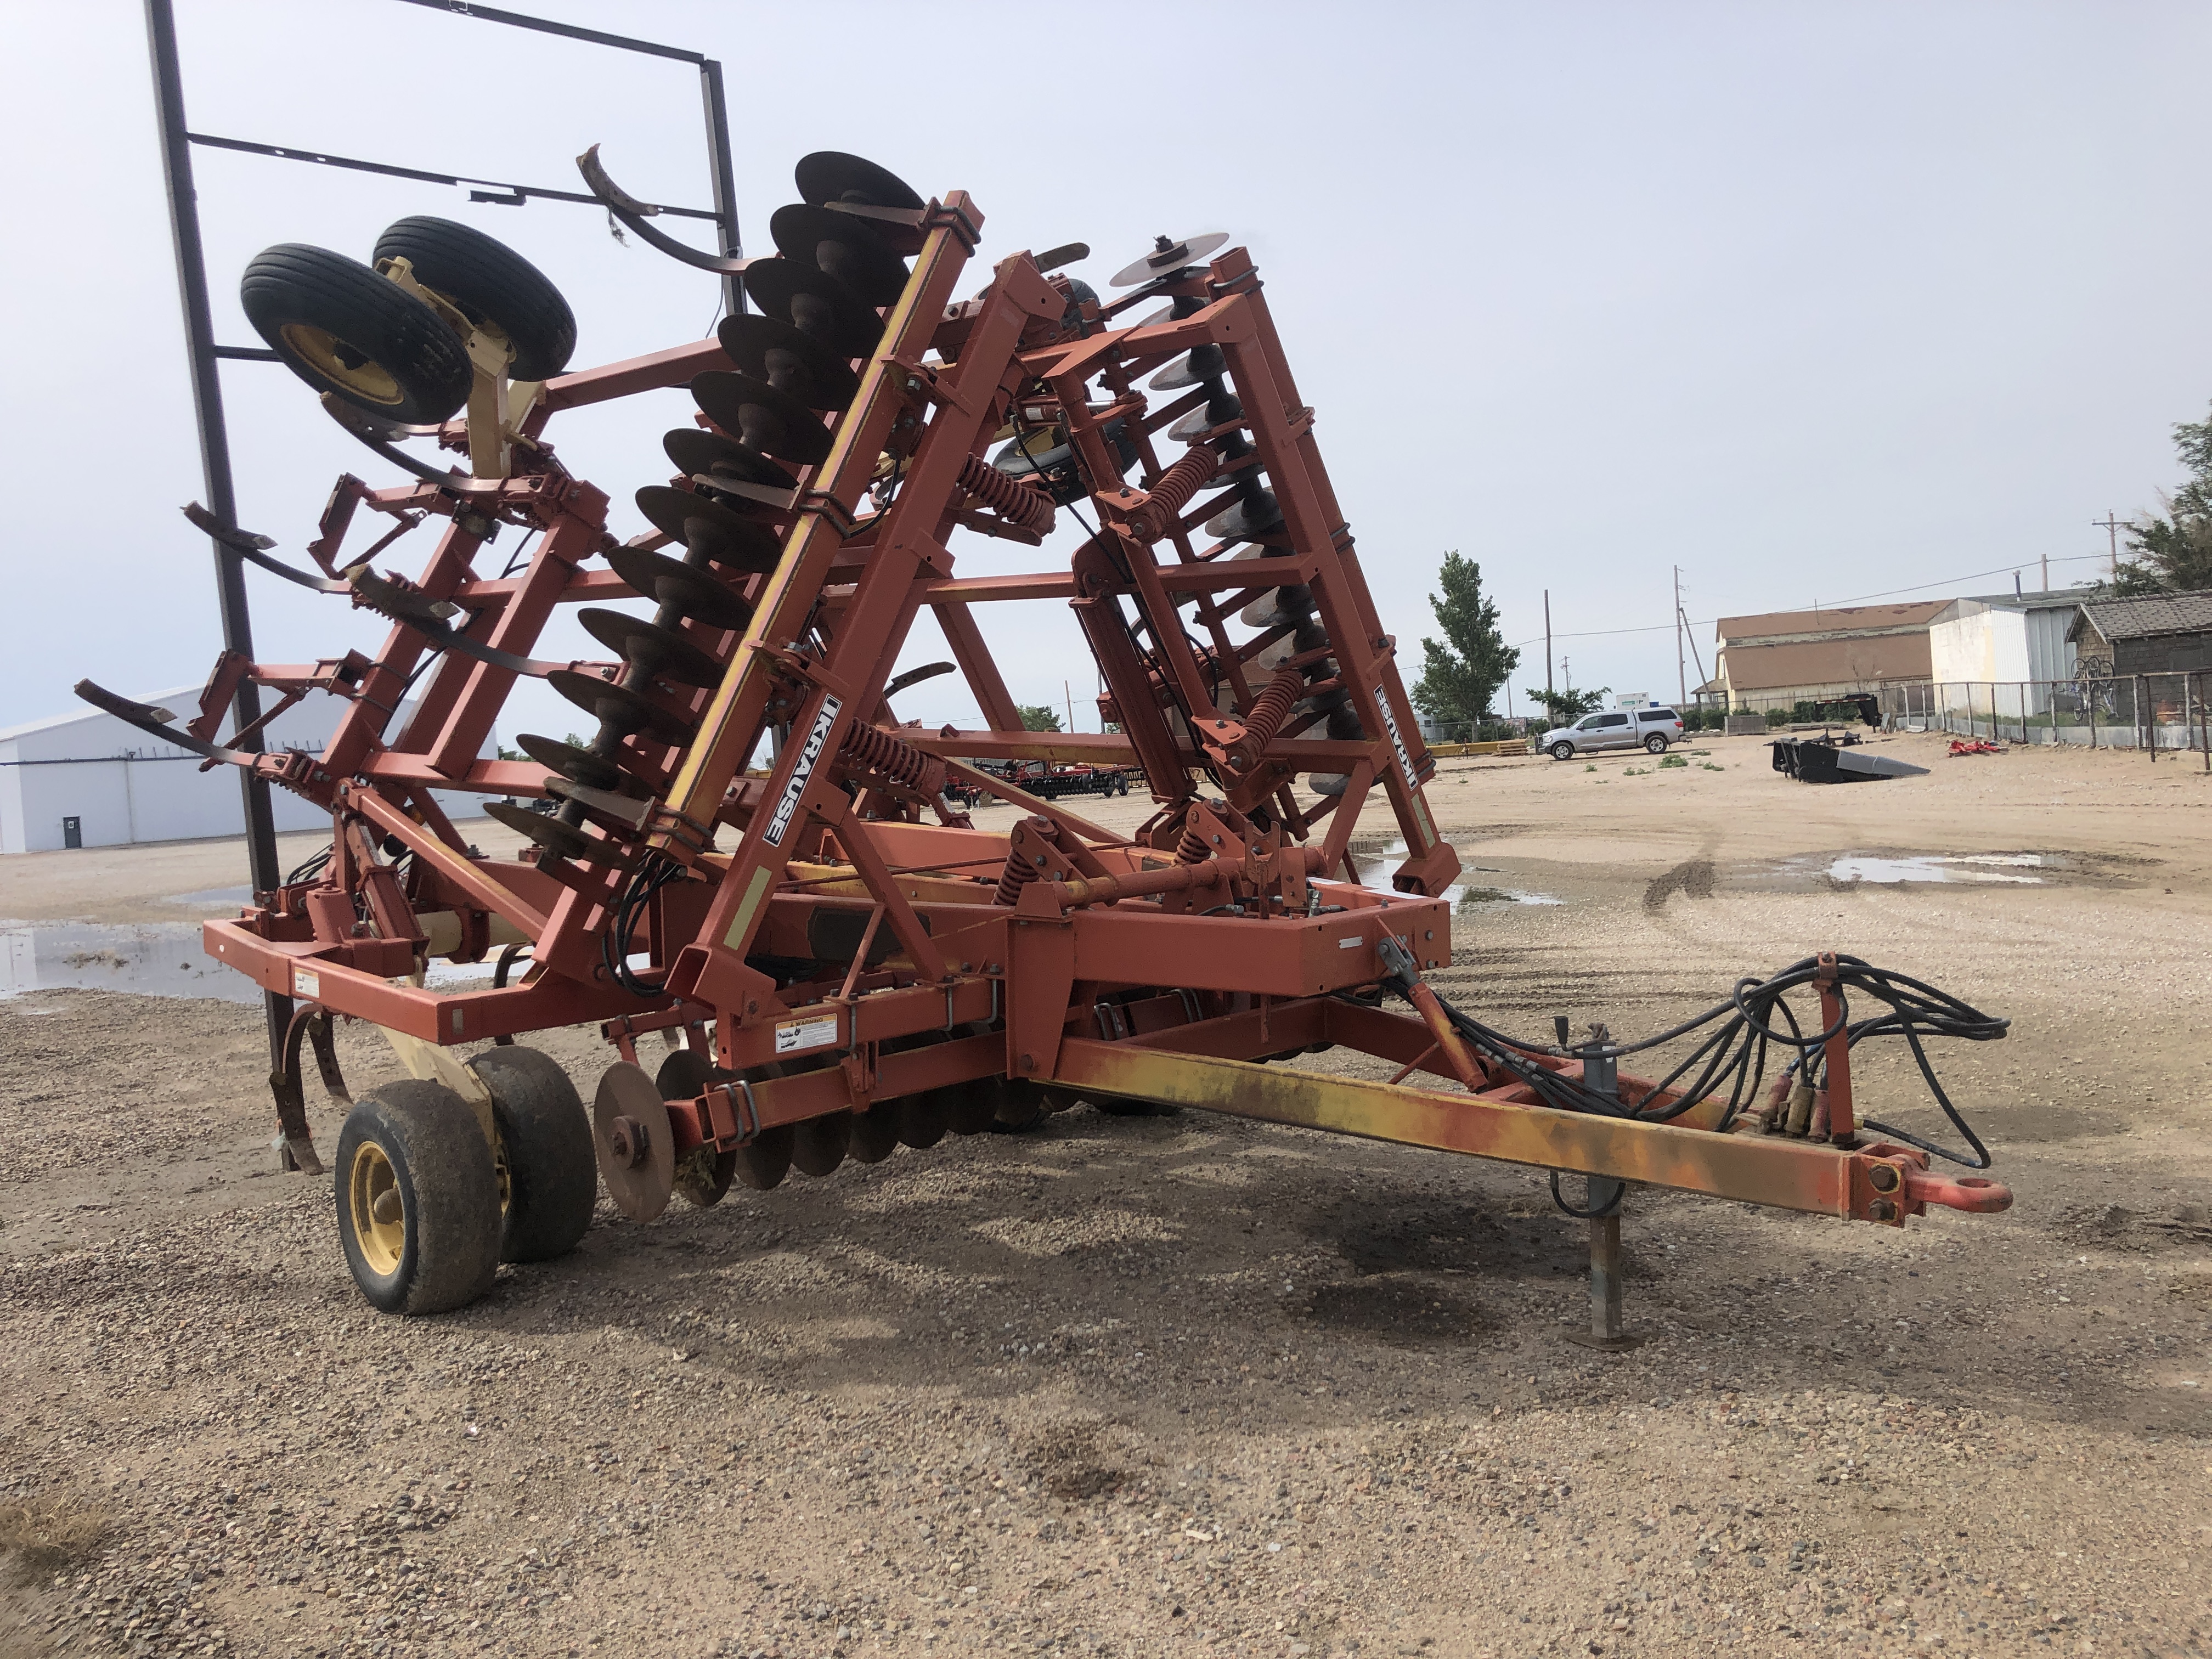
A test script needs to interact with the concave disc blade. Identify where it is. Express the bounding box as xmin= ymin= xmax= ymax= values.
xmin=634 ymin=484 xmax=781 ymax=570
xmin=515 ymin=732 xmax=627 ymax=792
xmin=692 ymin=370 xmax=834 ymax=467
xmin=715 ymin=314 xmax=862 ymax=411
xmin=482 ymin=800 xmax=635 ymax=870
xmin=1109 ymin=231 xmax=1229 ymax=288
xmin=794 ymin=150 xmax=923 ymax=212
xmin=847 ymin=1107 xmax=900 ymax=1165
xmin=742 ymin=259 xmax=882 ymax=359
xmin=602 ymin=544 xmax=754 ymax=633
xmin=791 ymin=1113 xmax=850 ymax=1177
xmin=657 ymin=1049 xmax=737 ymax=1209
xmin=576 ymin=607 xmax=723 ymax=689
xmin=768 ymin=204 xmax=909 ymax=308
xmin=594 ymin=1060 xmax=675 ymax=1222
xmin=663 ymin=427 xmax=800 ymax=496
xmin=546 ymin=669 xmax=697 ymax=749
